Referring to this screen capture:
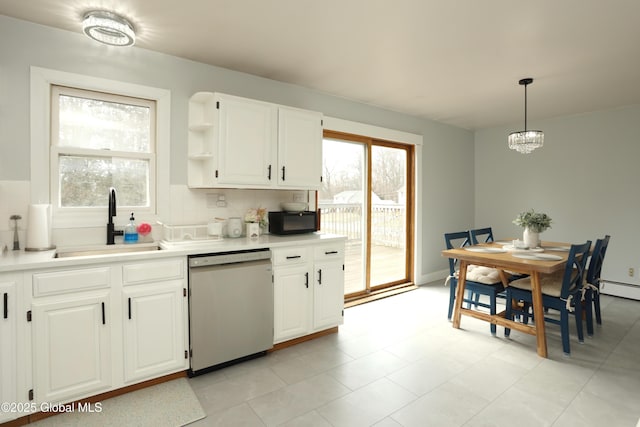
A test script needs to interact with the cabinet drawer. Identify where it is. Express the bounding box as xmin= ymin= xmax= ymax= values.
xmin=33 ymin=267 xmax=111 ymax=297
xmin=272 ymin=247 xmax=310 ymax=266
xmin=314 ymin=244 xmax=344 ymax=261
xmin=122 ymin=259 xmax=184 ymax=285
